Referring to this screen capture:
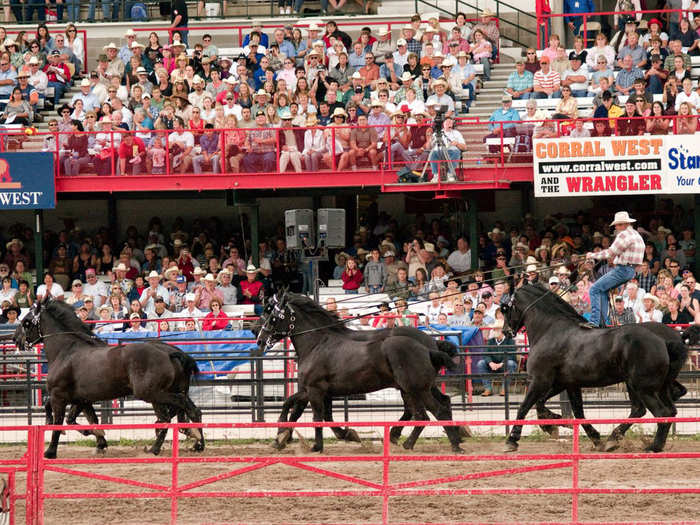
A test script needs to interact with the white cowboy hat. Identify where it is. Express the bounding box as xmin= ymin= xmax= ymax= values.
xmin=203 ymin=273 xmax=216 ymax=282
xmin=193 ymin=267 xmax=206 ymax=276
xmin=610 ymin=211 xmax=636 ymax=226
xmin=548 ymin=276 xmax=560 ymax=285
xmin=557 ymin=265 xmax=571 ymax=275
xmin=147 ymin=271 xmax=161 ymax=279
xmin=643 ymin=292 xmax=660 ymax=306
xmin=526 ymin=264 xmax=538 ymax=273
xmin=112 ymin=263 xmax=128 ymax=272
xmin=103 ymin=42 xmax=119 ymax=51
xmin=163 ymin=266 xmax=180 ymax=277
xmin=423 ymin=242 xmax=436 ymax=253
xmin=245 ymin=264 xmax=258 ymax=273
xmin=487 ymin=227 xmax=502 ymax=239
